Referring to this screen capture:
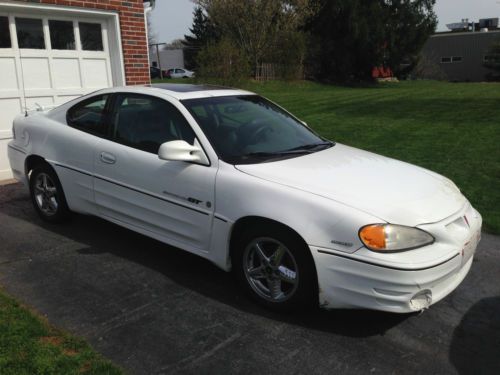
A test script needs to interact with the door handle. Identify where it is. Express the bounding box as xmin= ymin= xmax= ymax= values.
xmin=100 ymin=152 xmax=116 ymax=164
